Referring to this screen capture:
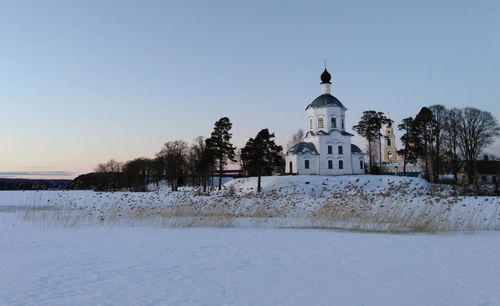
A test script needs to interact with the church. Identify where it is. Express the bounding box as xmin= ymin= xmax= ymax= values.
xmin=285 ymin=68 xmax=365 ymax=175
